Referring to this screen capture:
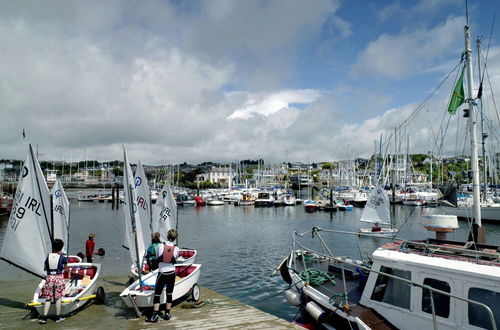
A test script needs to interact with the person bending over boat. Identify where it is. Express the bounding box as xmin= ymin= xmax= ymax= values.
xmin=39 ymin=239 xmax=68 ymax=324
xmin=145 ymin=232 xmax=162 ymax=272
xmin=146 ymin=229 xmax=179 ymax=323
